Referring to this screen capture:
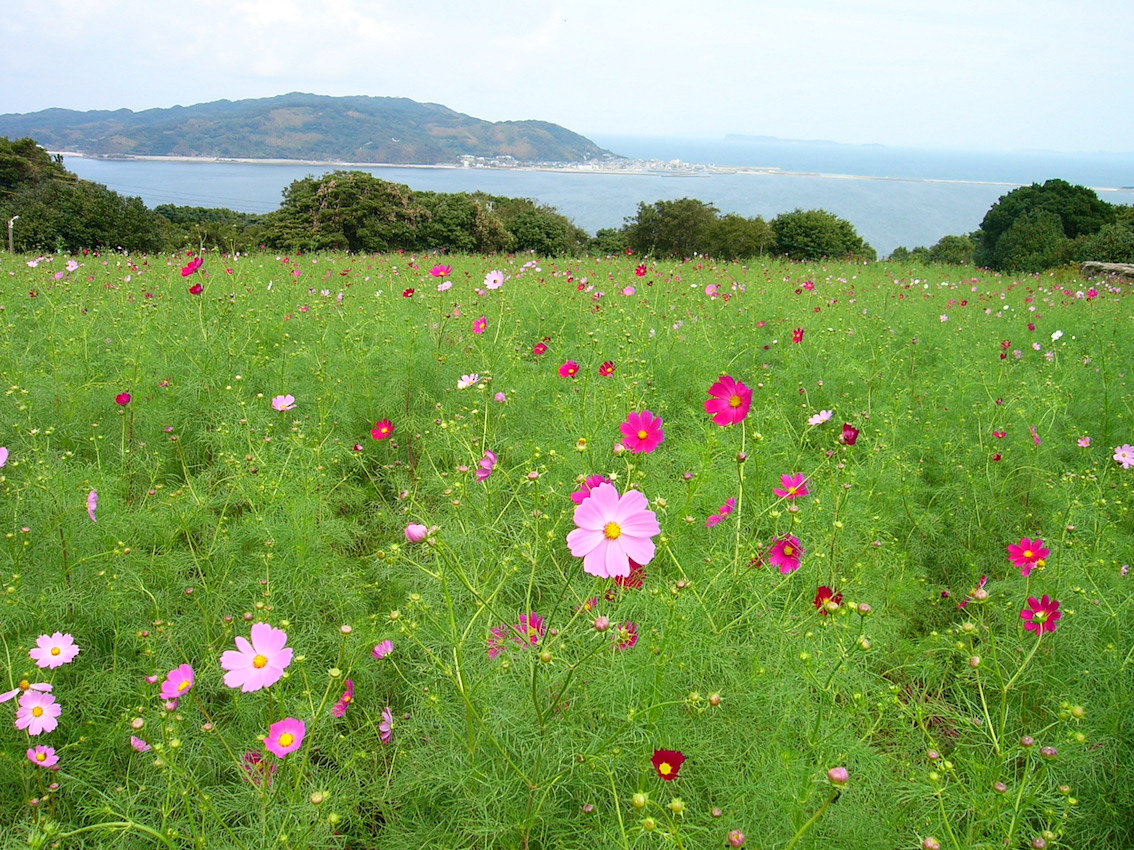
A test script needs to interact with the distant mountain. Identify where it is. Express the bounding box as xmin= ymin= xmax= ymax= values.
xmin=0 ymin=92 xmax=615 ymax=165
